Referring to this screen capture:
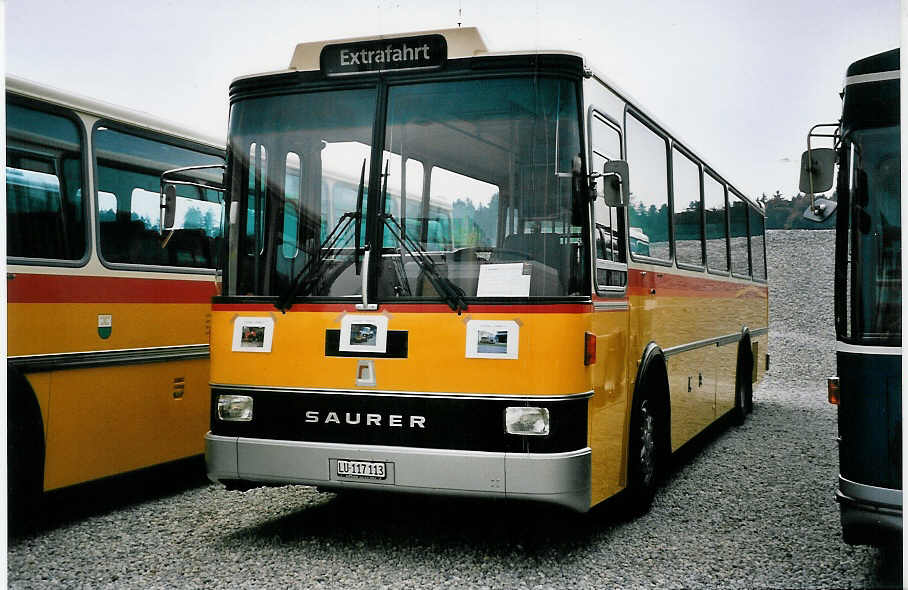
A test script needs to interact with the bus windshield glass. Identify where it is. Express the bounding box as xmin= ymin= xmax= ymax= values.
xmin=227 ymin=76 xmax=585 ymax=300
xmin=228 ymin=87 xmax=377 ymax=297
xmin=378 ymin=77 xmax=584 ymax=299
xmin=843 ymin=125 xmax=901 ymax=342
